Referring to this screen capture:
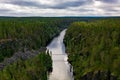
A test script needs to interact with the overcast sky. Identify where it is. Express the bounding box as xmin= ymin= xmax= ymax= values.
xmin=0 ymin=0 xmax=120 ymax=17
